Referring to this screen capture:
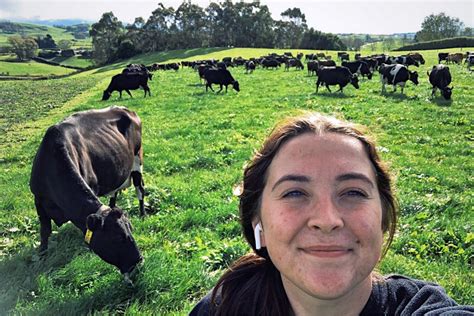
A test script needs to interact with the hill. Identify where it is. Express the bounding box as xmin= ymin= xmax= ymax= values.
xmin=0 ymin=47 xmax=472 ymax=314
xmin=0 ymin=21 xmax=91 ymax=48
